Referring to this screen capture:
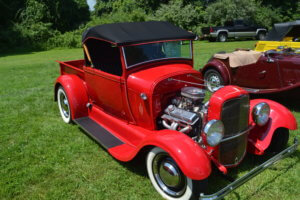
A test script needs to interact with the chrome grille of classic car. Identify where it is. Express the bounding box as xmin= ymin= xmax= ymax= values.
xmin=219 ymin=95 xmax=250 ymax=166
